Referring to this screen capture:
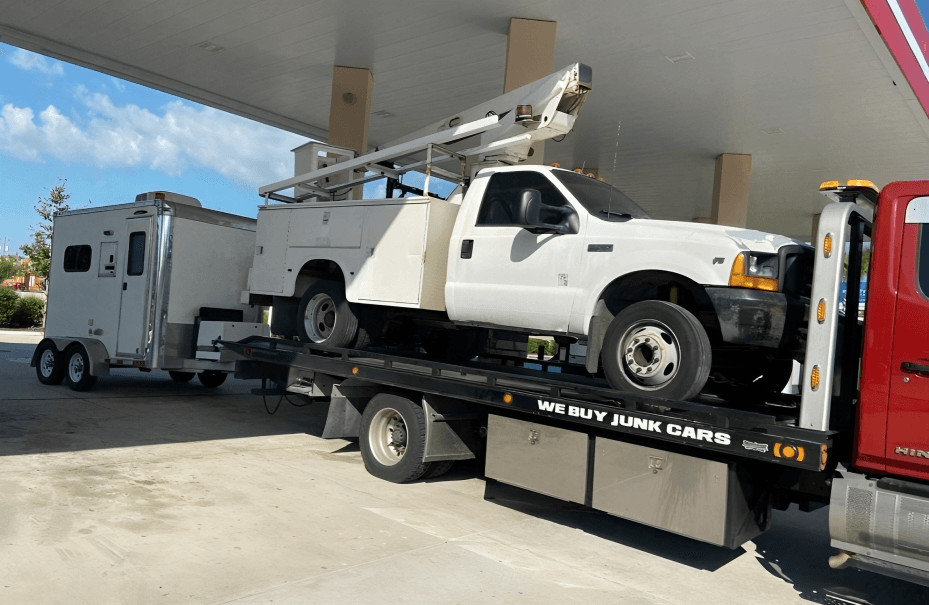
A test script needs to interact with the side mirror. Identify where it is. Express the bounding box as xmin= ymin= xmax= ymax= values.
xmin=517 ymin=188 xmax=576 ymax=235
